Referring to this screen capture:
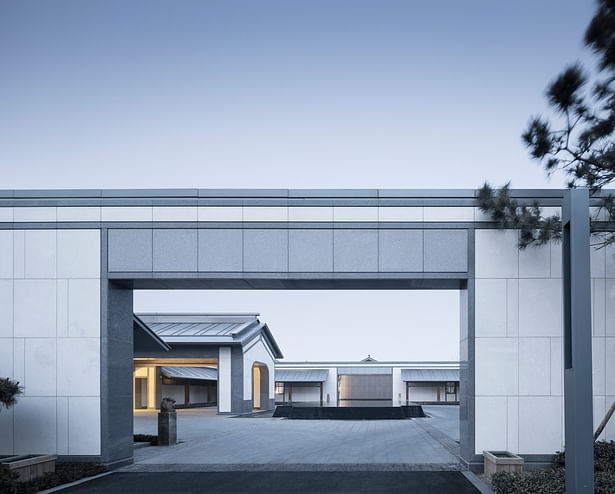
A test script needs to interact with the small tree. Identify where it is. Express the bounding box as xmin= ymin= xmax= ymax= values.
xmin=480 ymin=0 xmax=615 ymax=248
xmin=0 ymin=378 xmax=23 ymax=411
